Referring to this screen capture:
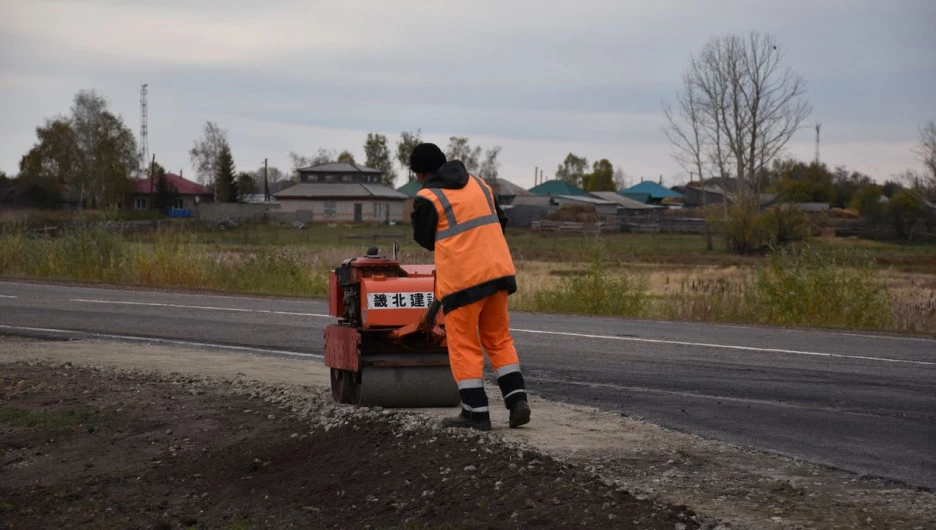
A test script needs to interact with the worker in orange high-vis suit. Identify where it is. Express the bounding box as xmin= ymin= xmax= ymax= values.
xmin=409 ymin=142 xmax=530 ymax=431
